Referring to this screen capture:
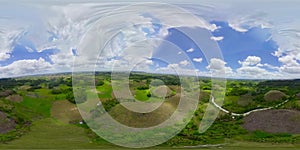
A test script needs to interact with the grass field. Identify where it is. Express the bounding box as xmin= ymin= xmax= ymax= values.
xmin=0 ymin=118 xmax=114 ymax=149
xmin=96 ymin=81 xmax=113 ymax=99
xmin=1 ymin=124 xmax=299 ymax=150
xmin=19 ymin=96 xmax=53 ymax=117
xmin=134 ymin=89 xmax=150 ymax=101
